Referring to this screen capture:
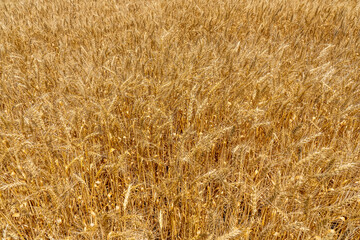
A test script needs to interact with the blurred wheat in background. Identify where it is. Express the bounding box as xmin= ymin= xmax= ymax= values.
xmin=0 ymin=0 xmax=359 ymax=239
